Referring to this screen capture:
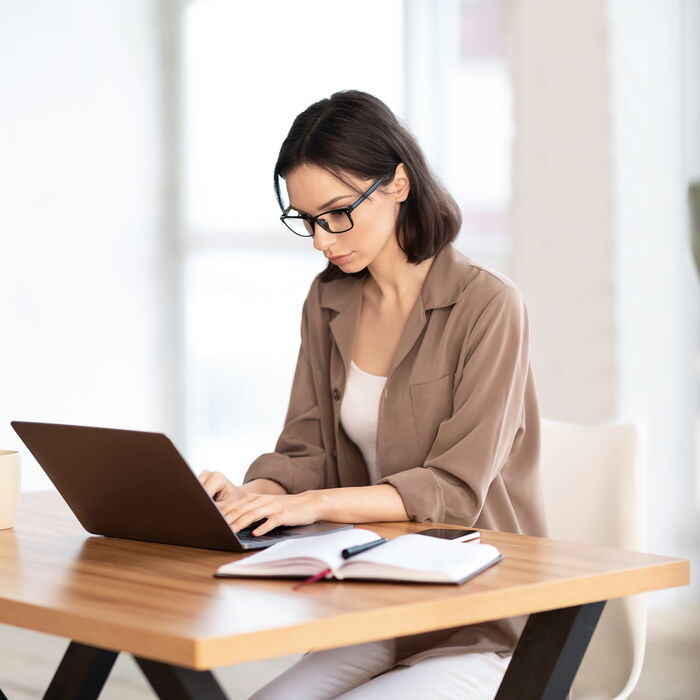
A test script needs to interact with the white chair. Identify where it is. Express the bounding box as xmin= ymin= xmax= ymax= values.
xmin=539 ymin=418 xmax=648 ymax=700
